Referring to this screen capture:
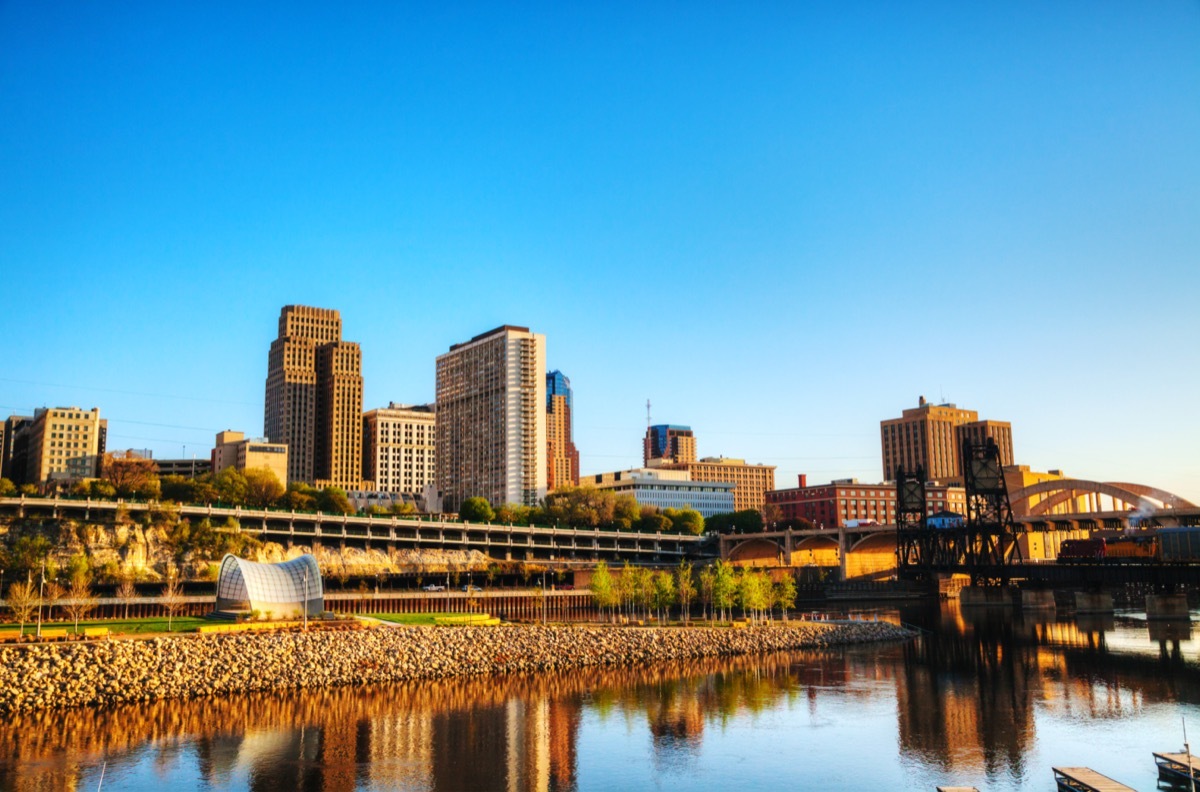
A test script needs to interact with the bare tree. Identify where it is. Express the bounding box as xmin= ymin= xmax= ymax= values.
xmin=160 ymin=569 xmax=186 ymax=632
xmin=42 ymin=581 xmax=64 ymax=623
xmin=6 ymin=579 xmax=37 ymax=634
xmin=116 ymin=575 xmax=137 ymax=620
xmin=63 ymin=575 xmax=99 ymax=633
